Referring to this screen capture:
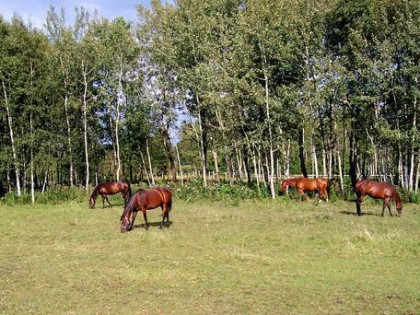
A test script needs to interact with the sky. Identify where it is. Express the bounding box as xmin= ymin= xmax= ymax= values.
xmin=0 ymin=0 xmax=151 ymax=28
